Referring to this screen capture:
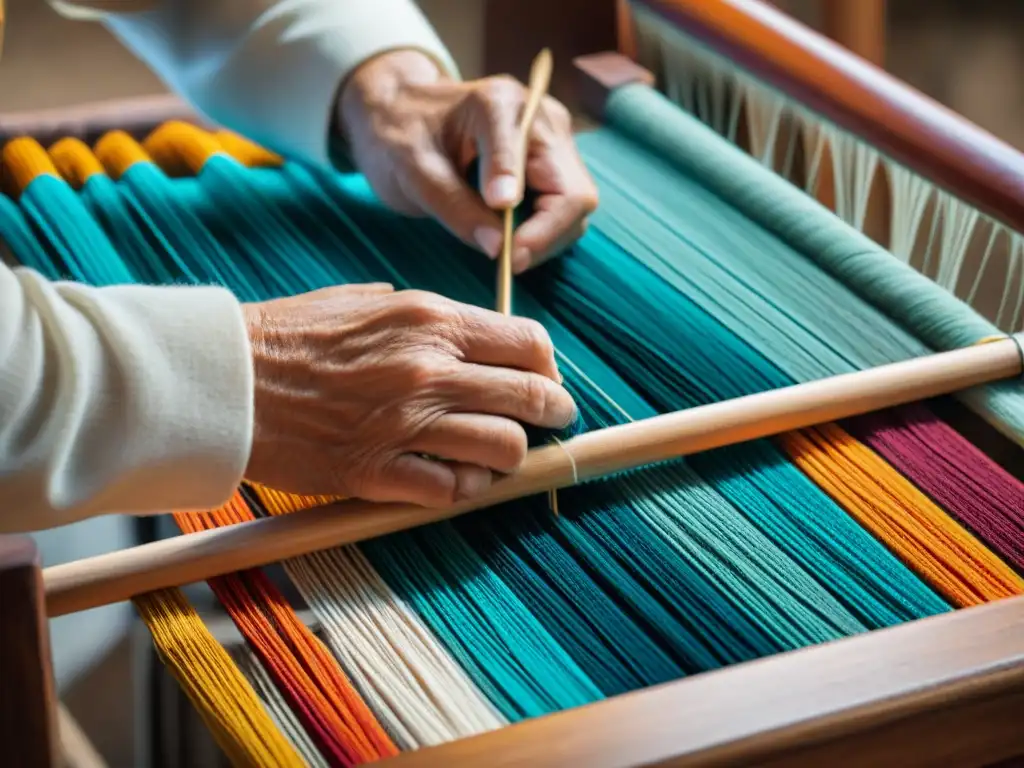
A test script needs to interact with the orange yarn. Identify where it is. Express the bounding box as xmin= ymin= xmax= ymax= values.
xmin=247 ymin=483 xmax=339 ymax=515
xmin=779 ymin=423 xmax=1024 ymax=607
xmin=175 ymin=494 xmax=397 ymax=764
